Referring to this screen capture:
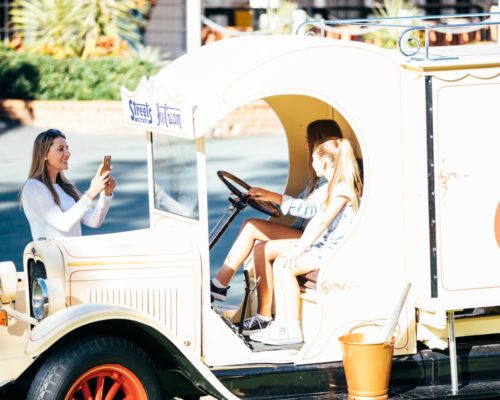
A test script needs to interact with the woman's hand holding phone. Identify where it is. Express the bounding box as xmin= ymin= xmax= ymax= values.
xmin=87 ymin=156 xmax=114 ymax=200
xmin=100 ymin=155 xmax=116 ymax=196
